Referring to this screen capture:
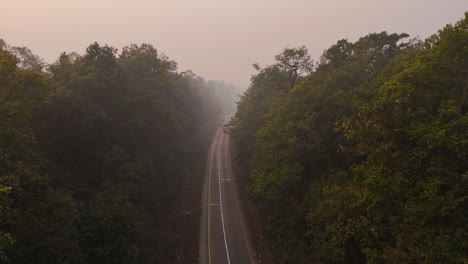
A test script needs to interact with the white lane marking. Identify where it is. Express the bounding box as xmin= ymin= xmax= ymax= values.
xmin=207 ymin=127 xmax=218 ymax=264
xmin=217 ymin=130 xmax=231 ymax=264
